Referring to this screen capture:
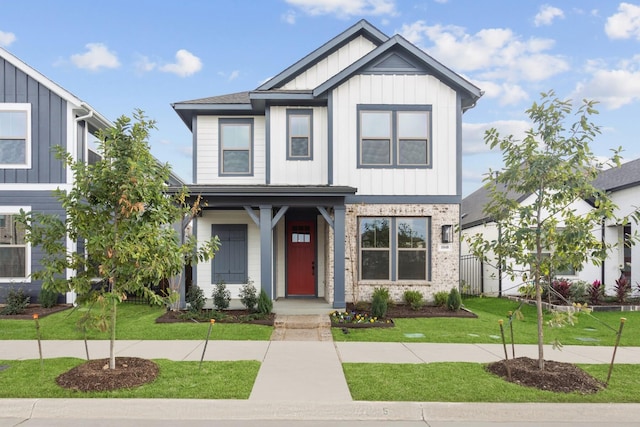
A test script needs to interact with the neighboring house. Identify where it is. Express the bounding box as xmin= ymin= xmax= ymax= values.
xmin=171 ymin=20 xmax=482 ymax=308
xmin=0 ymin=47 xmax=112 ymax=303
xmin=460 ymin=158 xmax=640 ymax=297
